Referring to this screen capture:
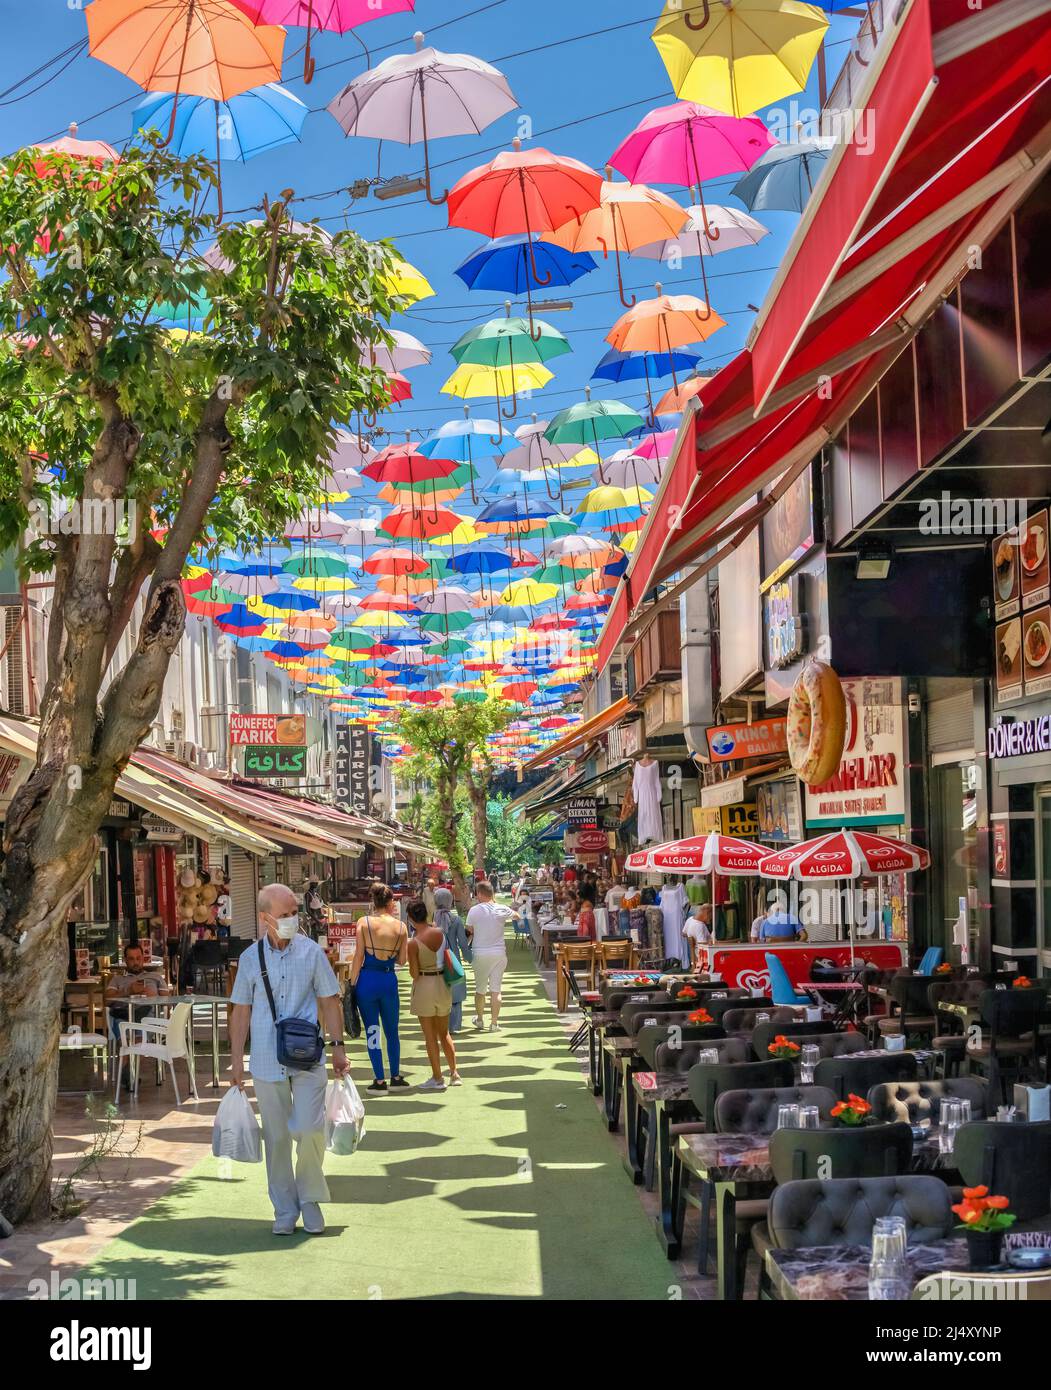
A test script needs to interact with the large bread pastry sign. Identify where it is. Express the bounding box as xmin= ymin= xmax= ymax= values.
xmin=787 ymin=660 xmax=847 ymax=785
